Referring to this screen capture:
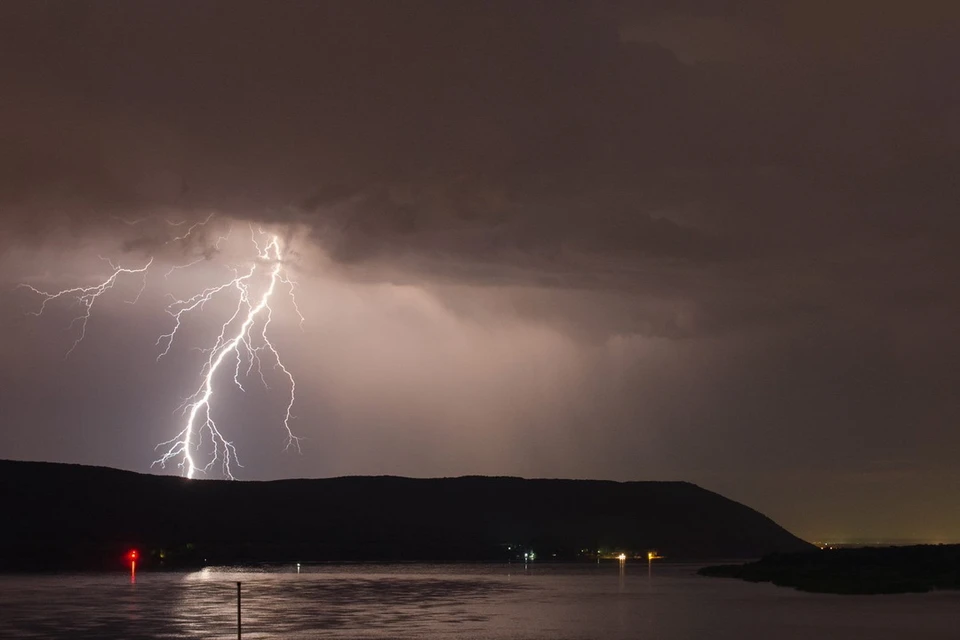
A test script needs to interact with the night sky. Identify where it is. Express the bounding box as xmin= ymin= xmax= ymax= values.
xmin=1 ymin=1 xmax=958 ymax=543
